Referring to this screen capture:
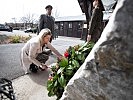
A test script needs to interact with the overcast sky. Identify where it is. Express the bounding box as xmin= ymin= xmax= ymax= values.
xmin=0 ymin=0 xmax=83 ymax=24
